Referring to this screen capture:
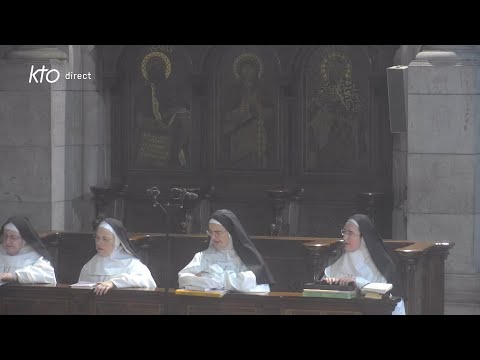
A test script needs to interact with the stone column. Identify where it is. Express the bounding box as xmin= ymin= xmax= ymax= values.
xmin=0 ymin=46 xmax=67 ymax=231
xmin=50 ymin=45 xmax=105 ymax=231
xmin=391 ymin=45 xmax=422 ymax=241
xmin=0 ymin=45 xmax=104 ymax=232
xmin=407 ymin=45 xmax=480 ymax=314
